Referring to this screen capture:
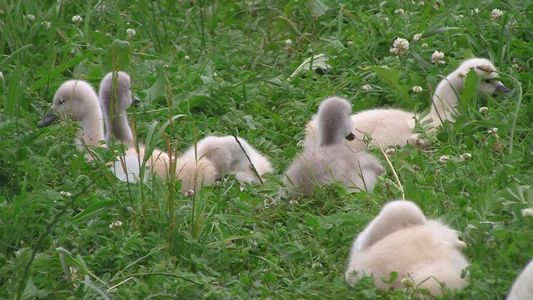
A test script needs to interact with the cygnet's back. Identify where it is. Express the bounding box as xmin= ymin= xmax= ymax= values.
xmin=283 ymin=97 xmax=383 ymax=196
xmin=179 ymin=135 xmax=273 ymax=184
